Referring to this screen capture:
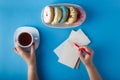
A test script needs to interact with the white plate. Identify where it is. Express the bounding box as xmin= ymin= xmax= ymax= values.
xmin=14 ymin=26 xmax=40 ymax=51
xmin=41 ymin=3 xmax=86 ymax=28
